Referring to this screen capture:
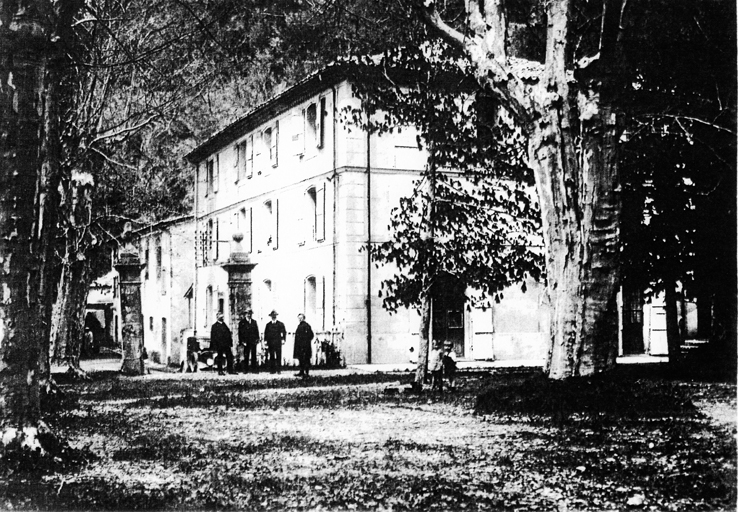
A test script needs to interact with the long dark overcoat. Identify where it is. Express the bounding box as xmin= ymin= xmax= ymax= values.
xmin=210 ymin=321 xmax=232 ymax=351
xmin=293 ymin=320 xmax=314 ymax=360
